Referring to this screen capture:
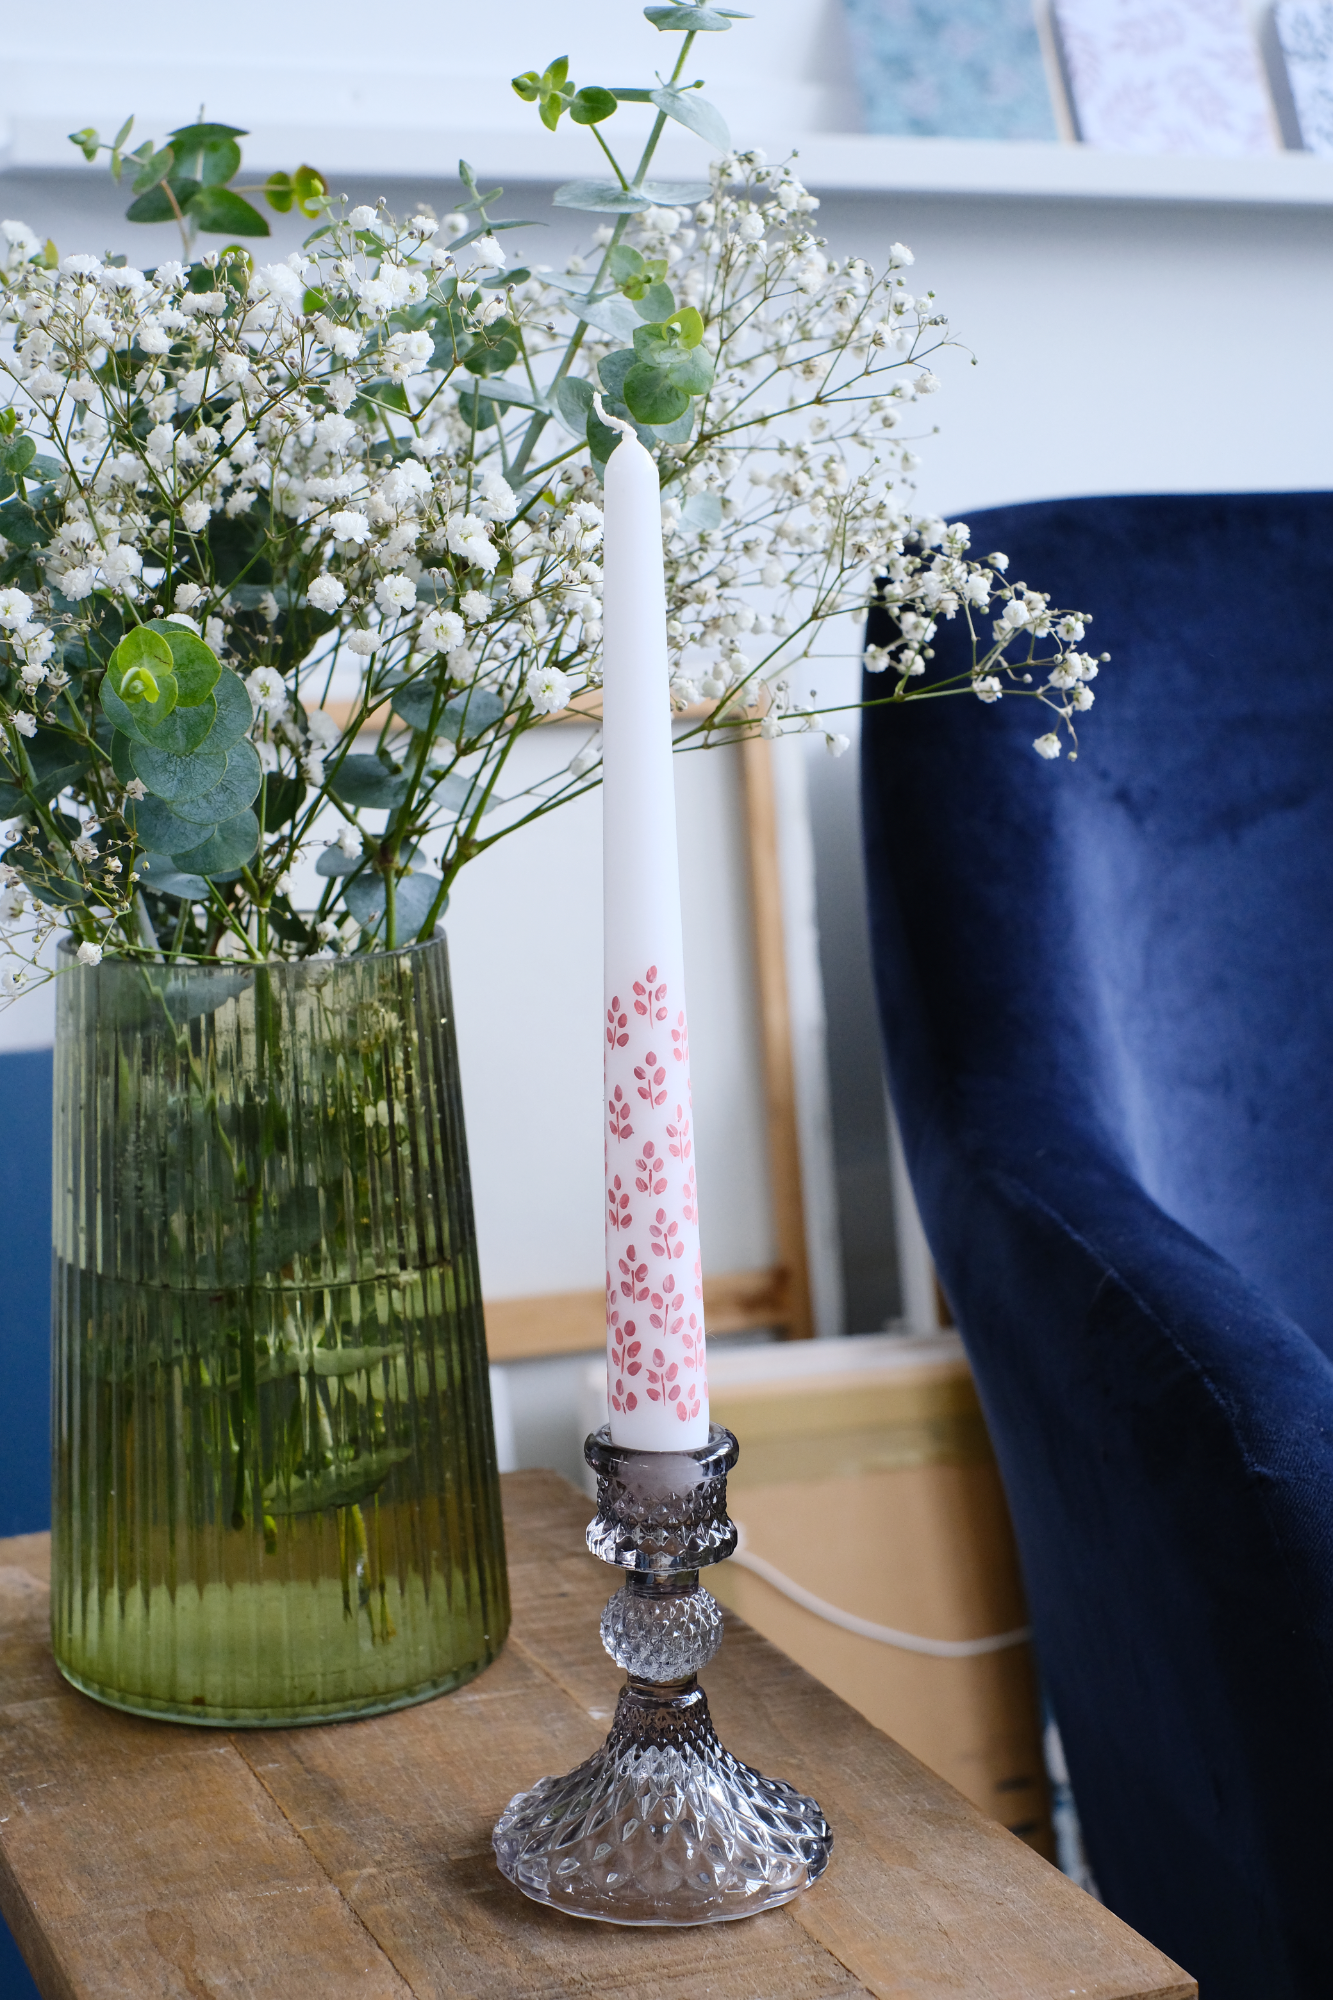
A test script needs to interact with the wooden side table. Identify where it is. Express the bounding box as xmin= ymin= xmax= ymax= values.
xmin=0 ymin=1472 xmax=1194 ymax=1998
